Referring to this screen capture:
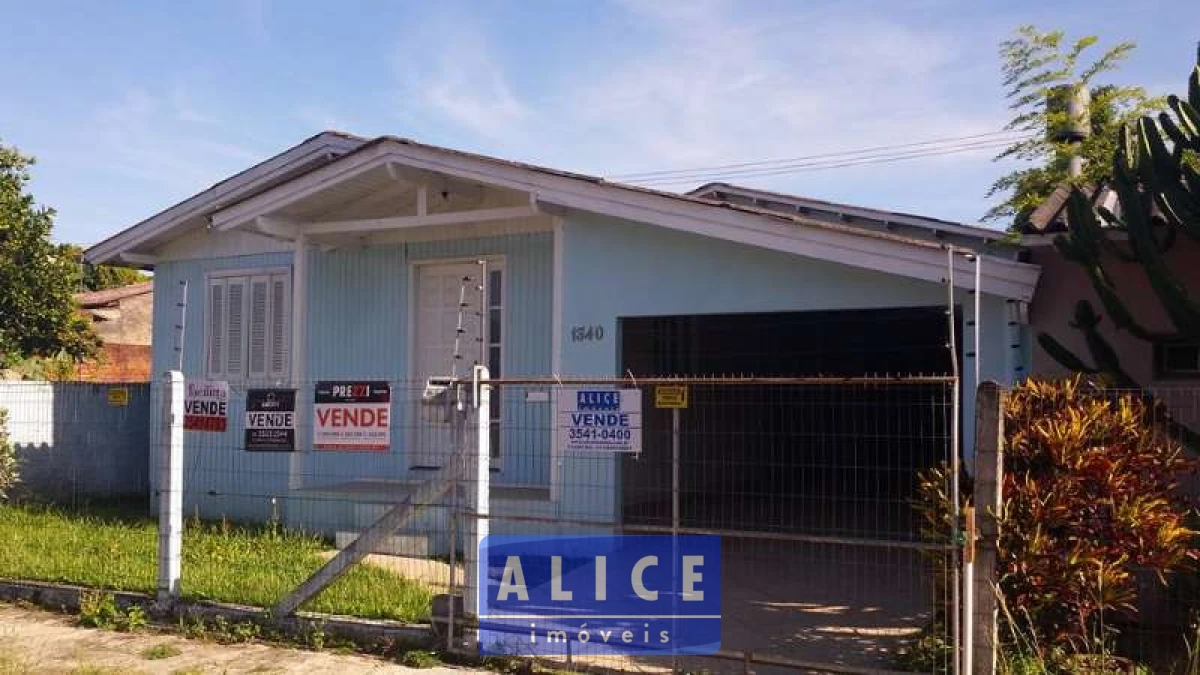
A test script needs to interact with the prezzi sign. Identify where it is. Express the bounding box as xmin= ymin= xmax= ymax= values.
xmin=478 ymin=535 xmax=721 ymax=657
xmin=556 ymin=388 xmax=642 ymax=454
xmin=314 ymin=381 xmax=391 ymax=451
xmin=245 ymin=389 xmax=296 ymax=452
xmin=183 ymin=380 xmax=228 ymax=432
